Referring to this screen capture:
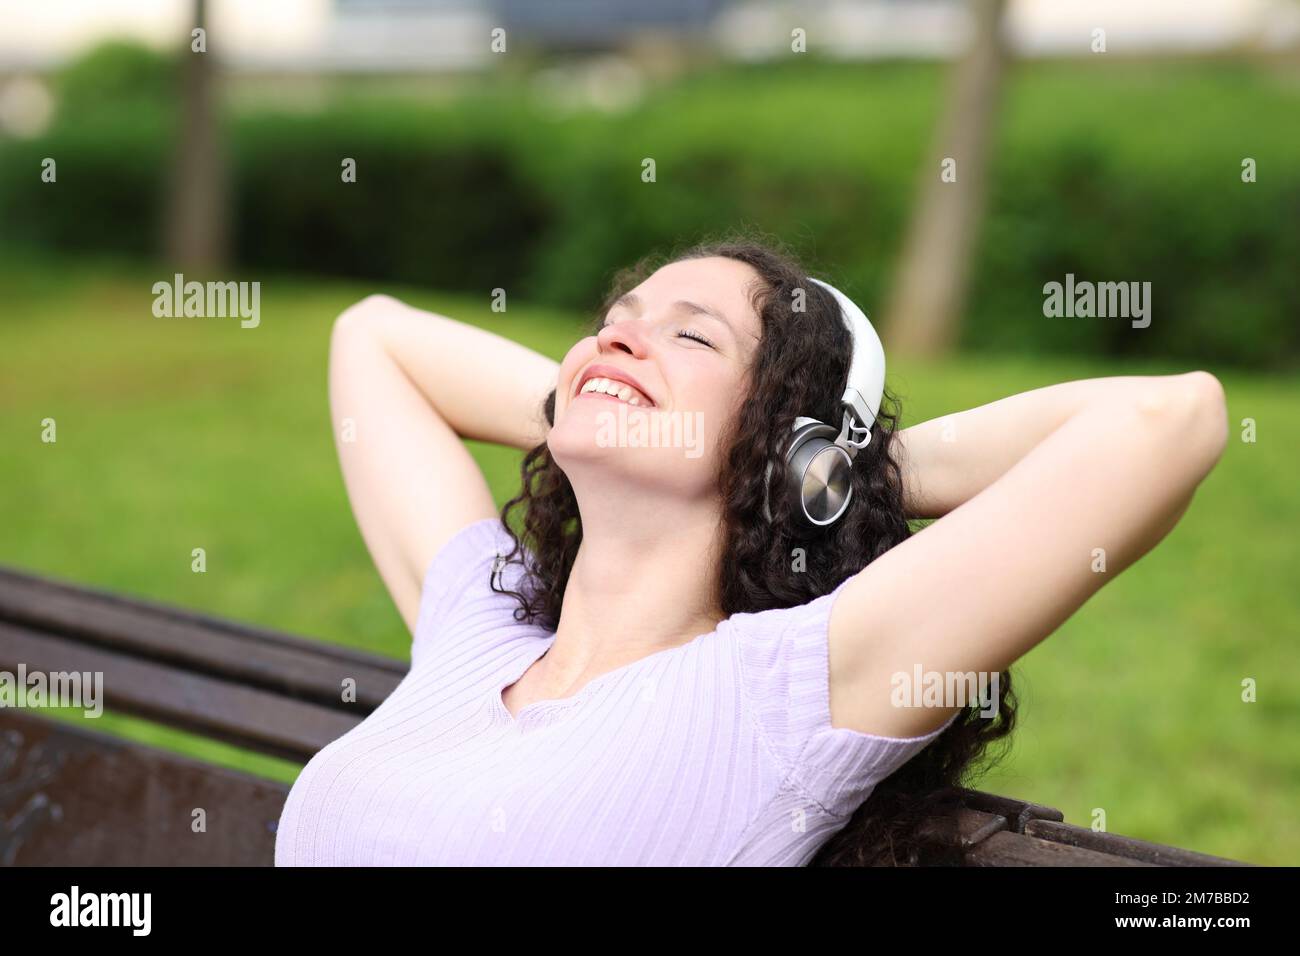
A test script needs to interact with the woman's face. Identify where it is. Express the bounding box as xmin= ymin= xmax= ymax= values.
xmin=548 ymin=256 xmax=764 ymax=509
